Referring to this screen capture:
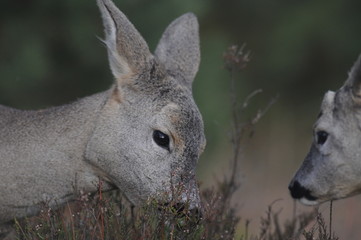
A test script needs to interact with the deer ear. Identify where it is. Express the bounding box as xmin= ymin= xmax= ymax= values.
xmin=154 ymin=13 xmax=200 ymax=90
xmin=345 ymin=54 xmax=361 ymax=102
xmin=97 ymin=0 xmax=152 ymax=82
